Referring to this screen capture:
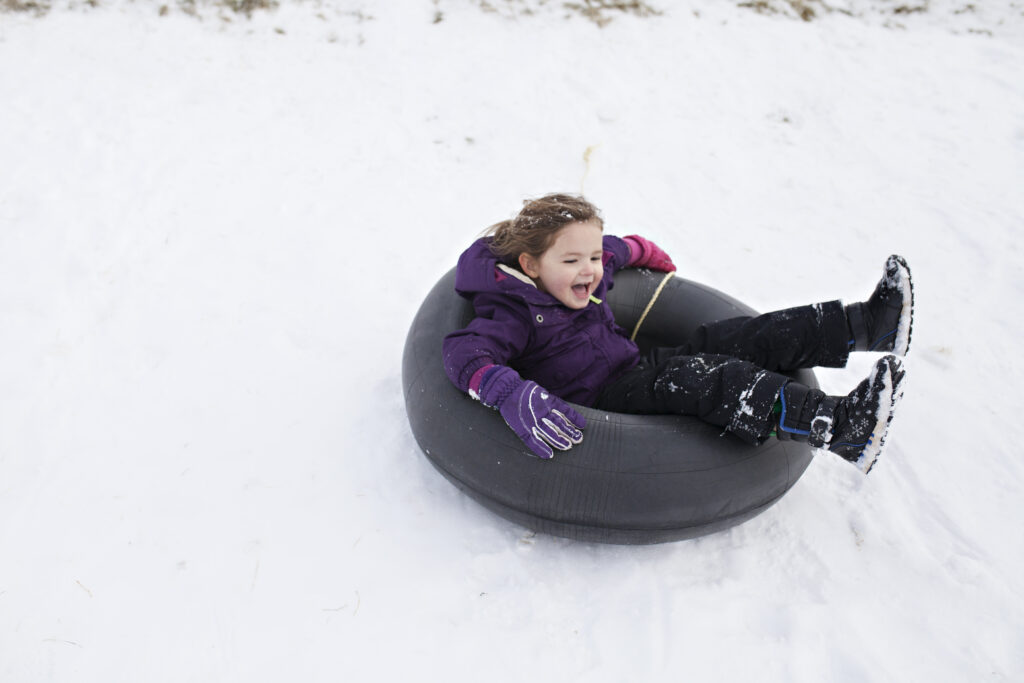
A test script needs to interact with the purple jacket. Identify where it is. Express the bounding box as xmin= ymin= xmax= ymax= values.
xmin=443 ymin=235 xmax=640 ymax=406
